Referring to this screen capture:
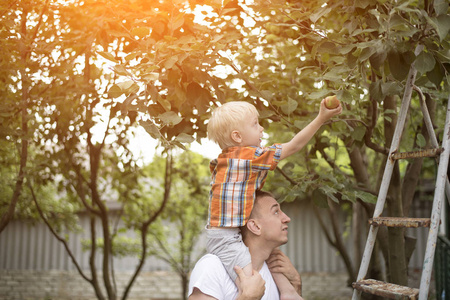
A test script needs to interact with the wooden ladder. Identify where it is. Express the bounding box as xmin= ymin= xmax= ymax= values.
xmin=351 ymin=48 xmax=450 ymax=300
